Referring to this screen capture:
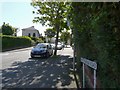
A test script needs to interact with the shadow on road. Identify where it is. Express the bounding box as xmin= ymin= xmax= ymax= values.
xmin=2 ymin=55 xmax=76 ymax=88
